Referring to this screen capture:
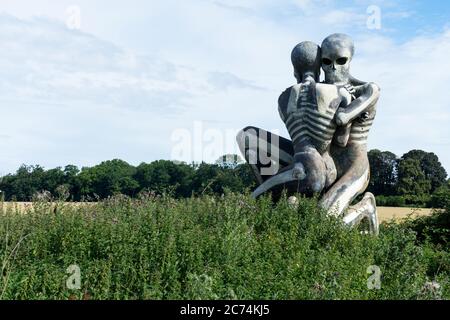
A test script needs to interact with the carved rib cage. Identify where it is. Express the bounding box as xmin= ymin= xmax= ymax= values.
xmin=349 ymin=117 xmax=374 ymax=144
xmin=283 ymin=81 xmax=337 ymax=153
